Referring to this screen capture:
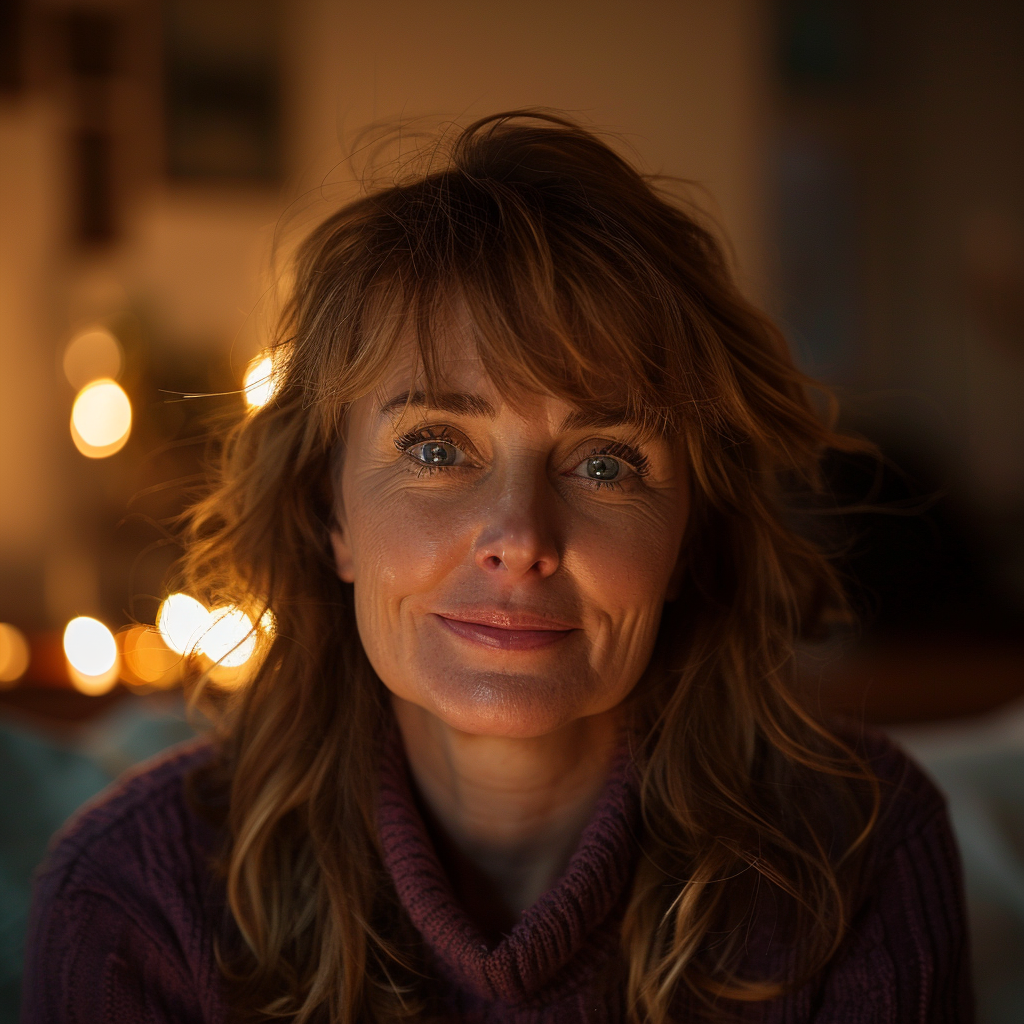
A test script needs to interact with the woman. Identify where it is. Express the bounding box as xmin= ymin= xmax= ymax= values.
xmin=23 ymin=112 xmax=972 ymax=1023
